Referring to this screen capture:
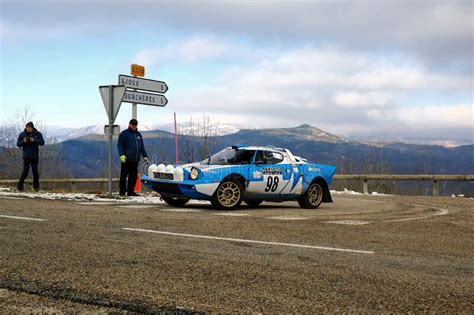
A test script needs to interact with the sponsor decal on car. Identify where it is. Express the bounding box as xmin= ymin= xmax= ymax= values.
xmin=262 ymin=167 xmax=283 ymax=175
